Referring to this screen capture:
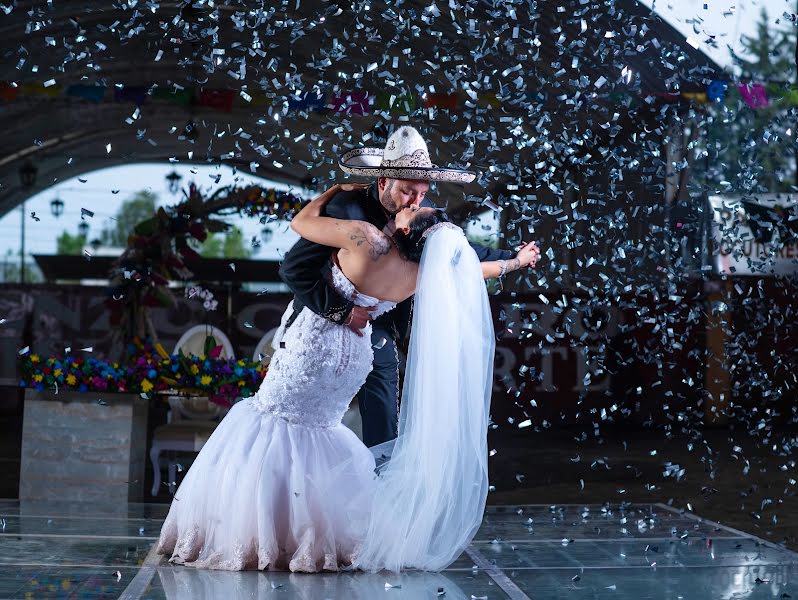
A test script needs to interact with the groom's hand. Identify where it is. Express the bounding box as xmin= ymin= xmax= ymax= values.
xmin=345 ymin=305 xmax=377 ymax=336
xmin=516 ymin=241 xmax=541 ymax=269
